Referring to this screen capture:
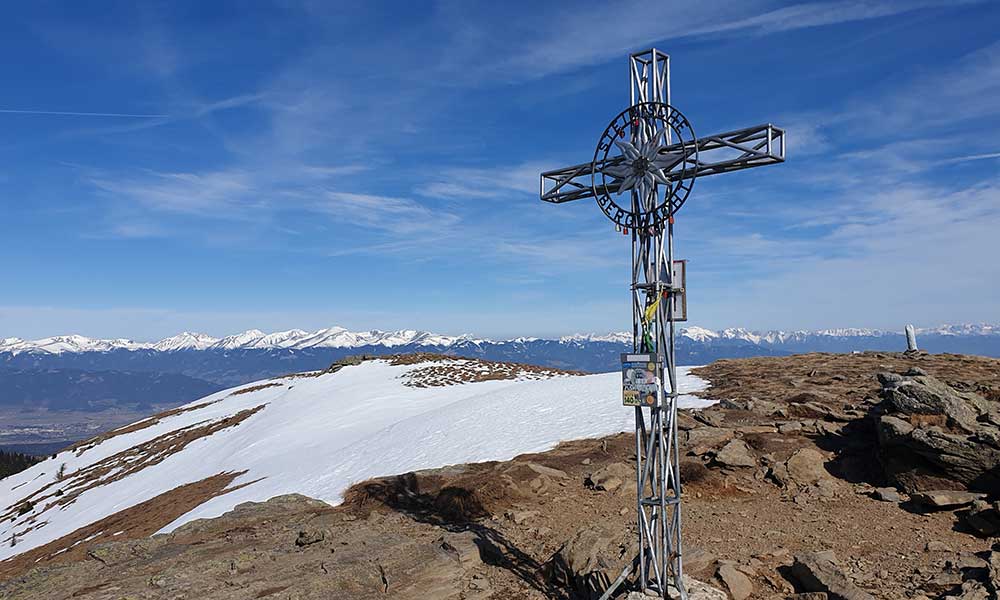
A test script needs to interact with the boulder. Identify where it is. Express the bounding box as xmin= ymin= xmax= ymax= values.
xmin=585 ymin=462 xmax=634 ymax=493
xmin=713 ymin=440 xmax=756 ymax=468
xmin=695 ymin=409 xmax=726 ymax=428
xmin=720 ymin=399 xmax=748 ymax=411
xmin=946 ymin=580 xmax=991 ymax=600
xmin=680 ymin=576 xmax=730 ymax=600
xmin=789 ymin=551 xmax=875 ymax=600
xmin=771 ymin=448 xmax=831 ymax=488
xmin=960 ymin=500 xmax=1000 ymax=537
xmin=872 ymin=487 xmax=902 ymax=502
xmin=684 ymin=427 xmax=736 ymax=449
xmin=746 ymin=398 xmax=785 ymax=417
xmin=779 ymin=421 xmax=804 ymax=434
xmin=785 ymin=448 xmax=830 ymax=485
xmin=677 ymin=411 xmax=699 ymax=431
xmin=877 ymin=372 xmax=990 ymax=432
xmin=988 ymin=551 xmax=1000 ymax=595
xmin=955 ymin=552 xmax=990 ymax=570
xmin=876 ymin=371 xmax=1000 ymax=494
xmin=546 ymin=525 xmax=620 ymax=598
xmin=715 ymin=561 xmax=753 ymax=600
xmin=527 ymin=463 xmax=569 ymax=479
xmin=684 ymin=547 xmax=717 ymax=573
xmin=294 ymin=528 xmax=327 ymax=547
xmin=911 ymin=490 xmax=986 ymax=510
